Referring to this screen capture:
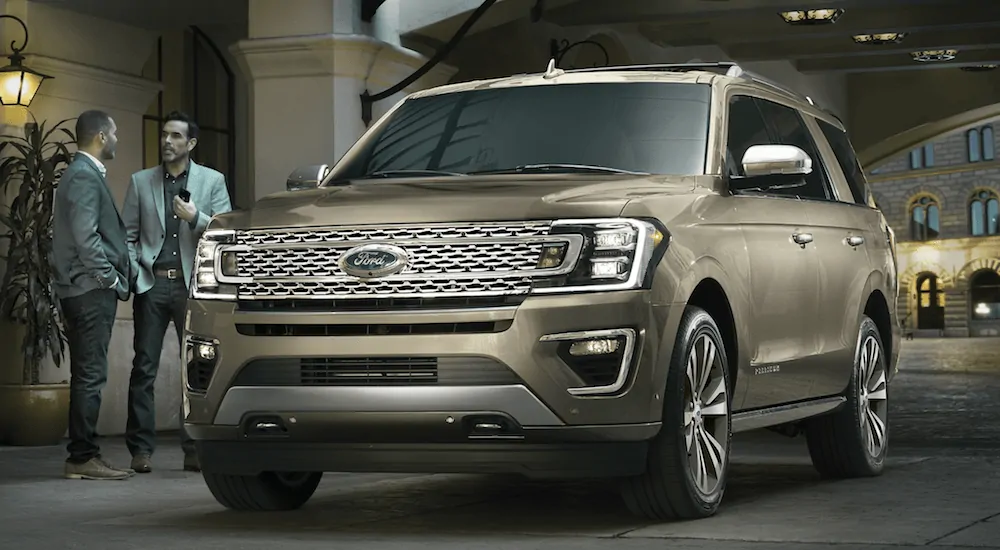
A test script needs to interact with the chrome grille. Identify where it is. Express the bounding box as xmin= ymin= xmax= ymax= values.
xmin=230 ymin=222 xmax=561 ymax=300
xmin=237 ymin=222 xmax=551 ymax=246
xmin=235 ymin=242 xmax=544 ymax=279
xmin=240 ymin=277 xmax=534 ymax=298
